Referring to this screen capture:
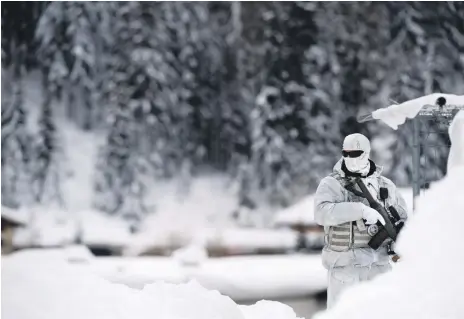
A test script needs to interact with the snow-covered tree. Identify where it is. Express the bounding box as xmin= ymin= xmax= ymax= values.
xmin=1 ymin=46 xmax=33 ymax=208
xmin=382 ymin=2 xmax=464 ymax=186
